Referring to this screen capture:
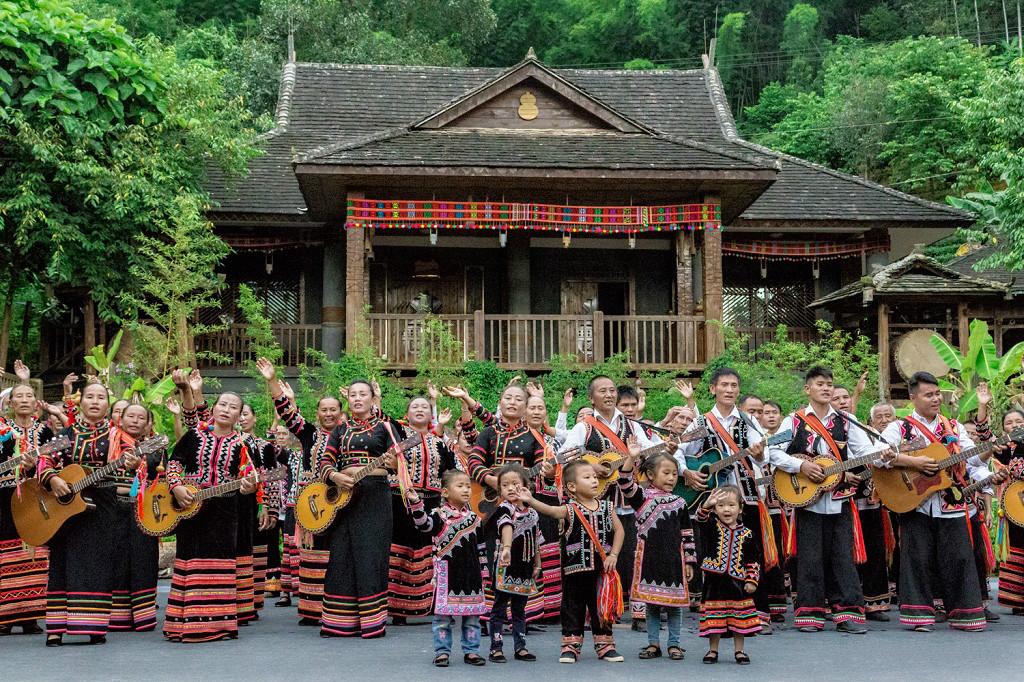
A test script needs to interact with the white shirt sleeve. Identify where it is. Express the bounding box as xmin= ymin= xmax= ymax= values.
xmin=676 ymin=418 xmax=705 ymax=459
xmin=555 ymin=410 xmax=568 ymax=433
xmin=559 ymin=422 xmax=587 ymax=454
xmin=766 ymin=415 xmax=804 ymax=474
